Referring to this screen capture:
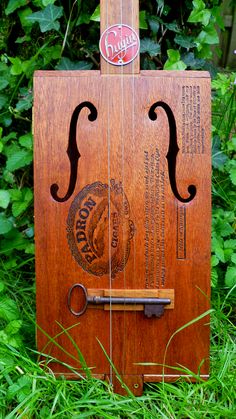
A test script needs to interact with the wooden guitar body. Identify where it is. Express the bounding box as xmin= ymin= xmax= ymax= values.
xmin=34 ymin=69 xmax=211 ymax=395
